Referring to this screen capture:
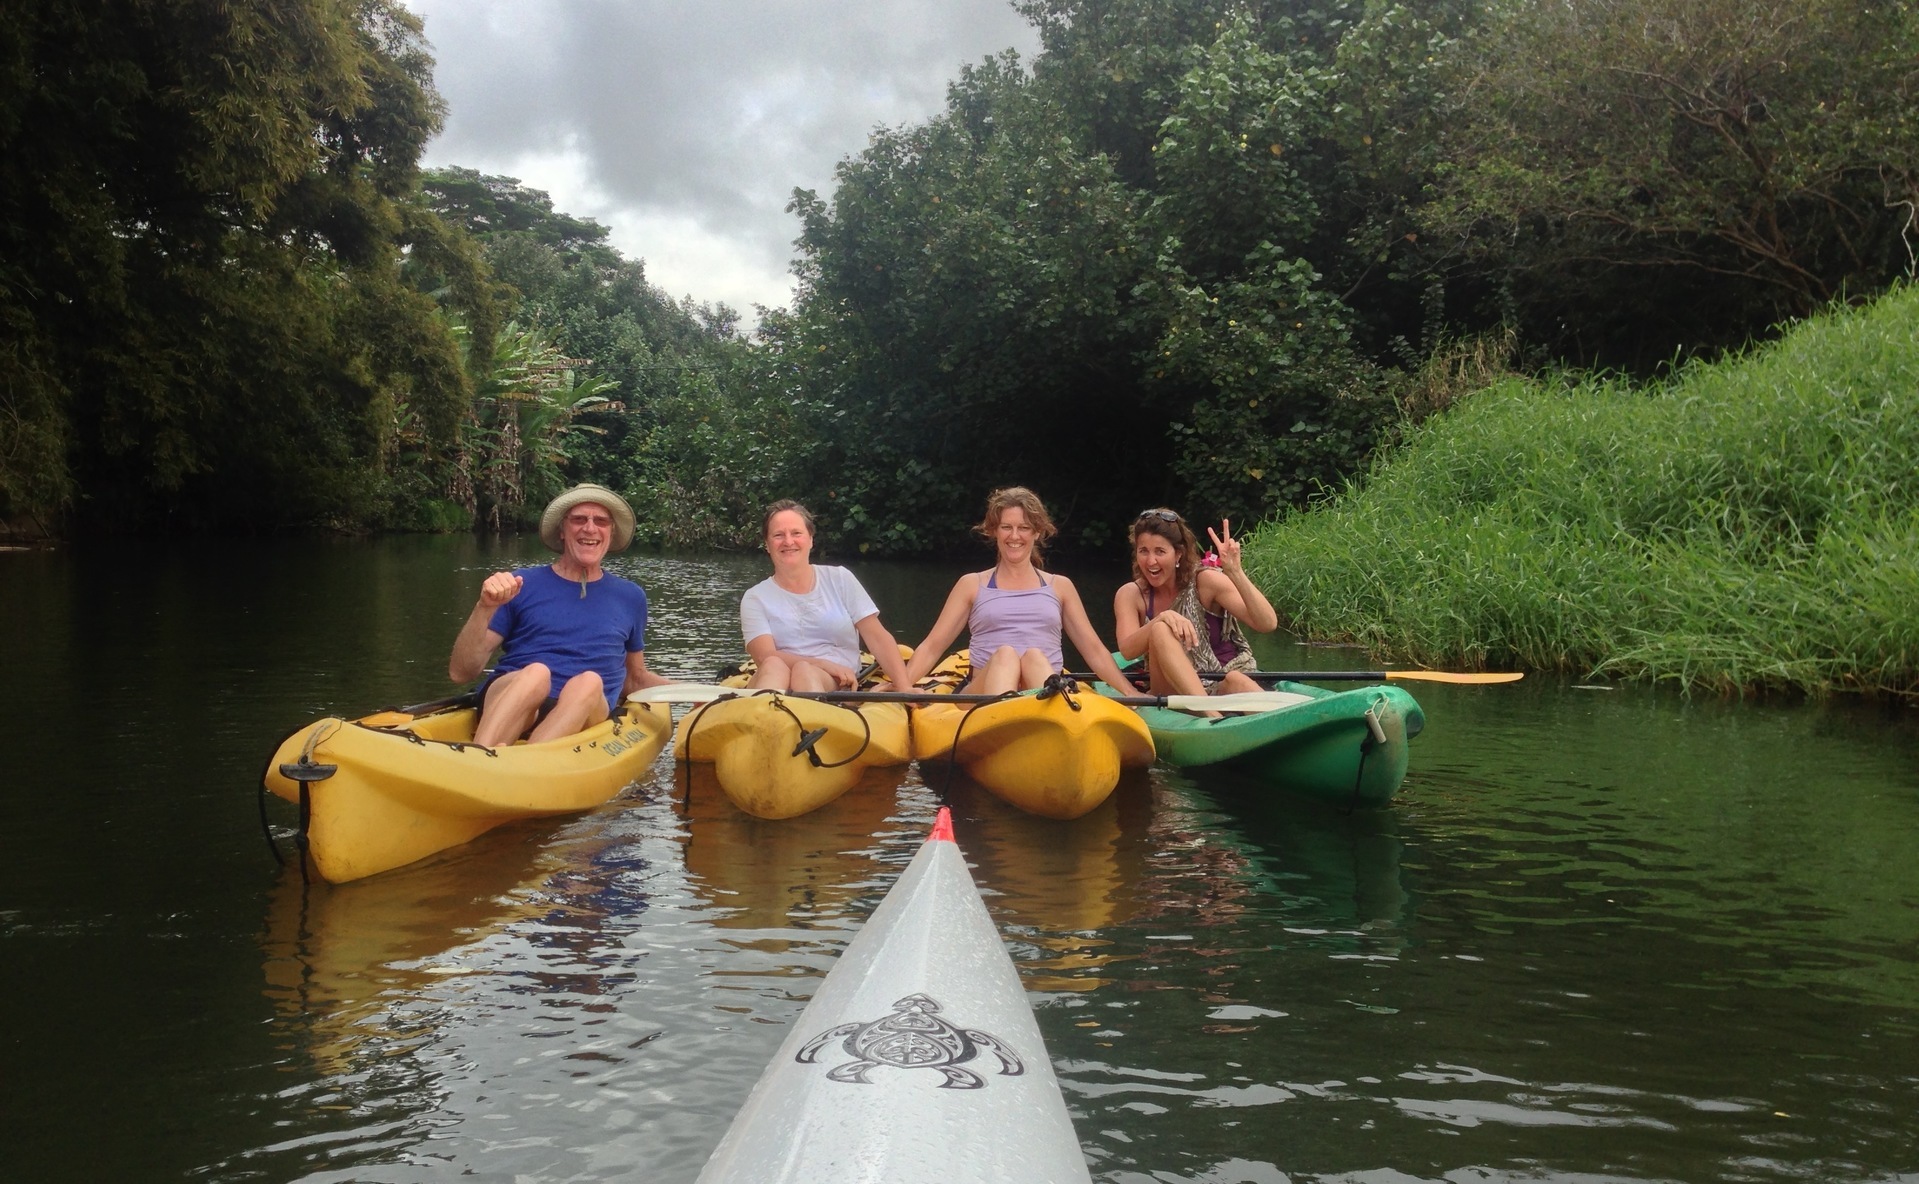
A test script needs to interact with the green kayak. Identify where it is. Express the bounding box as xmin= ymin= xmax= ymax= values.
xmin=1116 ymin=680 xmax=1425 ymax=809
